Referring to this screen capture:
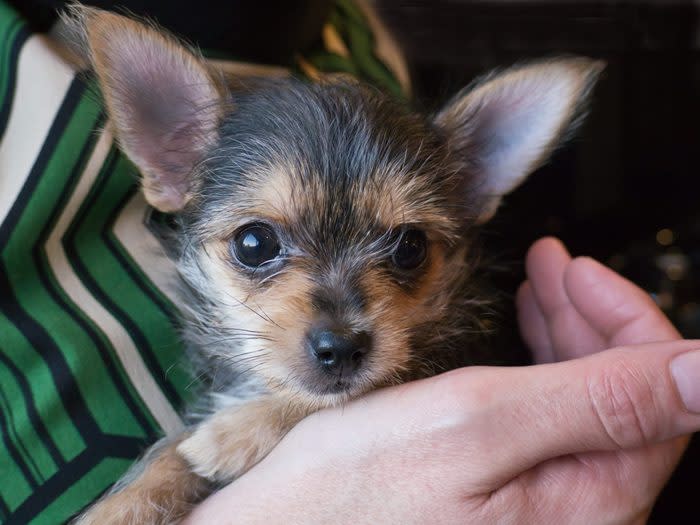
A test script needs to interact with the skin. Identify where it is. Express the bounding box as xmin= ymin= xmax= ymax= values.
xmin=184 ymin=237 xmax=693 ymax=524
